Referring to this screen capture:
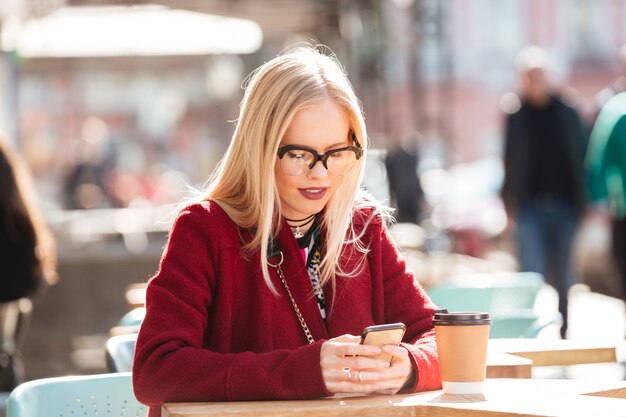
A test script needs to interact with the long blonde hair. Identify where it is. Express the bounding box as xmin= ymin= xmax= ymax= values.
xmin=204 ymin=45 xmax=378 ymax=293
